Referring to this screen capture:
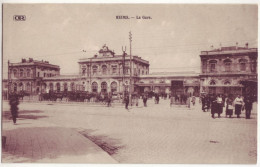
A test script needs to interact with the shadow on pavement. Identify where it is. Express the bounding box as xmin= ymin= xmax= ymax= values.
xmin=2 ymin=127 xmax=103 ymax=163
xmin=78 ymin=129 xmax=125 ymax=156
xmin=2 ymin=110 xmax=48 ymax=122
